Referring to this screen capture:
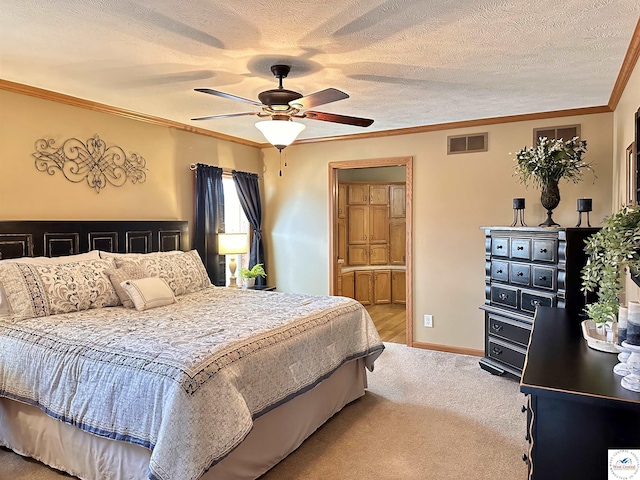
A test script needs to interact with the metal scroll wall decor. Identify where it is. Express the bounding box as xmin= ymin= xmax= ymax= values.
xmin=32 ymin=134 xmax=147 ymax=193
